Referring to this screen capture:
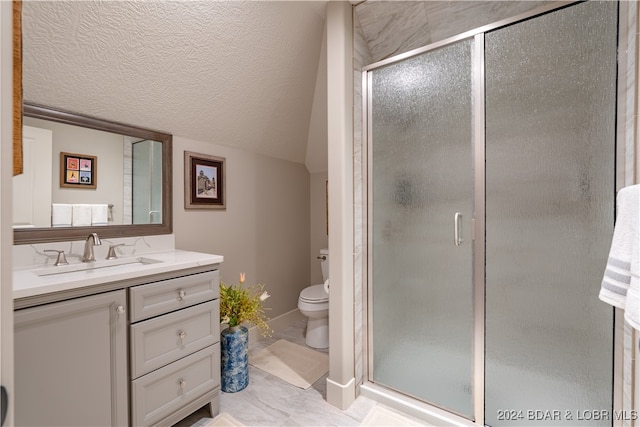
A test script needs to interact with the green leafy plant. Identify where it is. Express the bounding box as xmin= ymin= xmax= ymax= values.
xmin=220 ymin=272 xmax=272 ymax=337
